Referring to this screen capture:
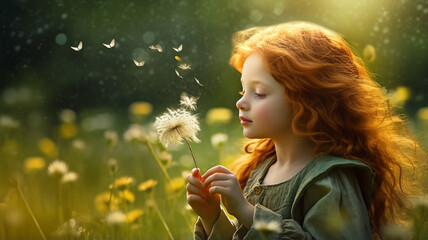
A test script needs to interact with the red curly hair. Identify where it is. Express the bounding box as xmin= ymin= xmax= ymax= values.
xmin=229 ymin=21 xmax=425 ymax=236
